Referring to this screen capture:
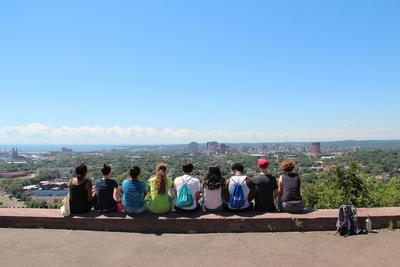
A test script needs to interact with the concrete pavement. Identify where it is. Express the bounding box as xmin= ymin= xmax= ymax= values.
xmin=0 ymin=228 xmax=399 ymax=267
